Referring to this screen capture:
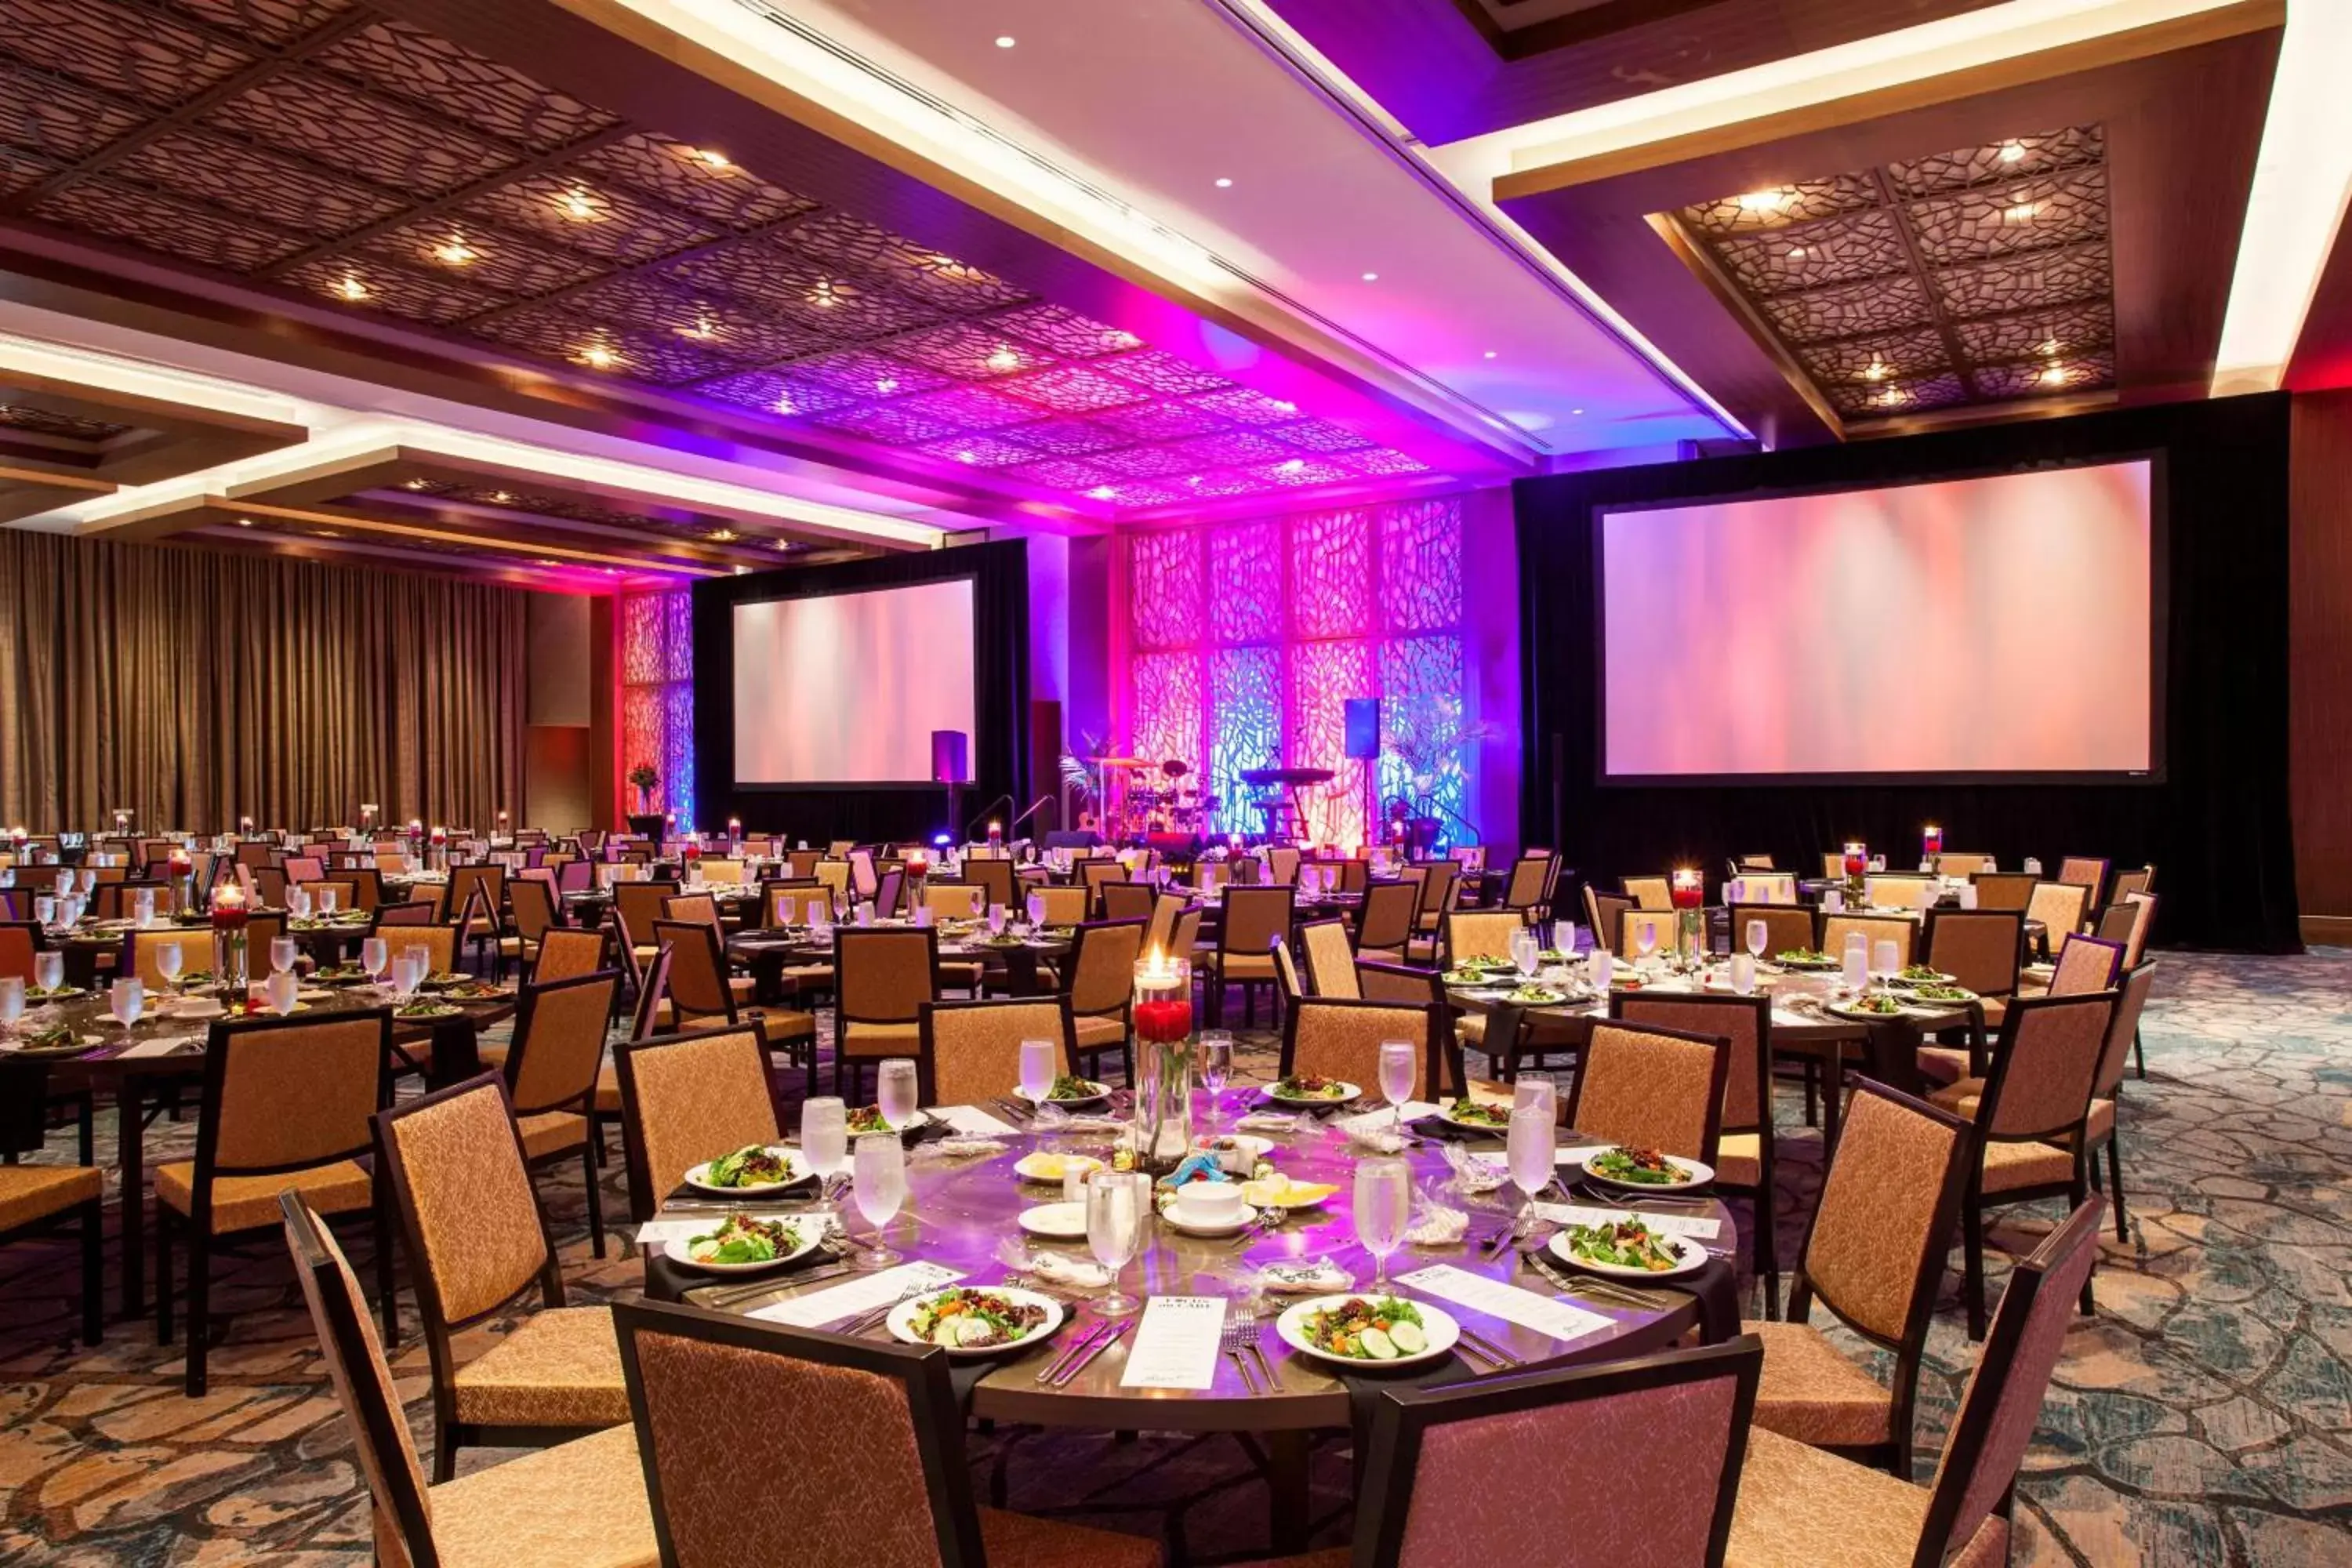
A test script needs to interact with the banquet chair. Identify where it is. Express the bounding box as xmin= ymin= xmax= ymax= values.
xmin=780 ymin=850 xmax=818 ymax=880
xmin=376 ymin=898 xmax=437 ymax=927
xmin=1145 ymin=890 xmax=1186 ymax=955
xmin=1818 ymin=852 xmax=1849 ymax=881
xmin=849 ymin=848 xmax=880 ymax=904
xmin=835 ymin=927 xmax=939 ymax=1102
xmin=1613 ymin=992 xmax=1781 ymax=1318
xmin=1354 ymin=880 xmax=1420 ymax=964
xmin=1745 ymin=1080 xmax=1970 ymax=1479
xmin=93 ymin=878 xmax=167 ymax=922
xmin=0 ymin=919 xmax=40 ymax=982
xmin=1056 ymin=917 xmax=1145 ymax=1083
xmin=0 ymin=1058 xmax=104 ymax=1345
xmin=966 ymin=855 xmax=1018 ymax=916
xmin=502 ymin=874 xmax=564 ymax=977
xmin=1443 ymin=909 xmax=1525 ymax=967
xmin=612 ymin=879 xmax=681 ymax=964
xmin=1033 ymin=884 xmax=1088 ymax=927
xmin=298 ymin=879 xmax=358 ymax=915
xmin=612 ymin=1024 xmax=788 ymax=1225
xmin=2055 ymin=855 xmax=2110 ymax=914
xmin=1926 ymin=991 xmax=2118 ymax=1338
xmin=659 ymin=892 xmax=724 ymax=935
xmin=1862 ymin=873 xmax=1936 ymax=911
xmin=1333 ymin=857 xmax=1371 ymax=895
xmin=1279 ymin=996 xmax=1446 ymax=1102
xmin=1299 ymin=917 xmax=1362 ymax=999
xmin=1922 ymin=909 xmax=2025 ymax=1010
xmin=384 ymin=924 xmax=459 ymax=978
xmin=612 ymin=1299 xmax=1160 ymax=1568
xmin=1412 ymin=859 xmax=1461 ymax=936
xmin=1582 ymin=885 xmax=1633 ymax=957
xmin=1969 ymin=870 xmax=2038 ymax=913
xmin=2083 ymin=960 xmax=2158 ymax=1240
xmin=1501 ymin=851 xmax=1554 ymax=921
xmin=871 ymin=866 xmax=905 ymax=920
xmin=2024 ymin=880 xmax=2091 ymax=958
xmin=916 ymin=996 xmax=1079 ymax=1108
xmin=124 ymin=927 xmax=205 ymax=991
xmin=1725 ymin=1198 xmax=2105 ymax=1568
xmin=692 ymin=858 xmax=742 ymax=887
xmin=1820 ymin=912 xmax=1913 ymax=969
xmin=1267 ymin=845 xmax=1302 ymax=887
xmin=760 ymin=879 xmax=821 ymax=927
xmin=157 ymin=1008 xmax=396 ymax=1396
xmin=1935 ymin=851 xmax=1996 ymax=877
xmin=591 ymin=948 xmax=675 ymax=1145
xmin=534 ymin=927 xmax=608 ymax=984
xmin=496 ymin=970 xmax=624 ymax=1257
xmin=278 ymin=1192 xmax=657 ymax=1568
xmin=2115 ymin=890 xmax=2158 ymax=968
xmin=1100 ymin=880 xmax=1157 ymax=924
xmin=651 ymin=921 xmax=818 ymax=1098
xmin=1737 ymin=853 xmax=1778 ymax=869
xmin=1081 ymin=857 xmax=1129 ymax=915
xmin=2093 ymin=900 xmax=2136 ymax=947
xmin=1732 ymin=871 xmax=1798 ymax=905
xmin=1297 ymin=1338 xmax=1762 ymax=1568
xmin=1562 ymin=1020 xmax=1729 ymax=1170
xmin=1623 ymin=873 xmax=1672 ymax=911
xmin=448 ymin=864 xmax=506 ymax=950
xmin=1617 ymin=908 xmax=1678 ymax=961
xmin=1728 ymin=902 xmax=1816 ymax=958
xmin=2043 ymin=933 xmax=2124 ymax=996
xmin=1205 ymin=885 xmax=1296 ymax=1027
xmin=1194 ymin=858 xmax=1231 ymax=895
xmin=924 ymin=880 xmax=986 ymax=918
xmin=2109 ymin=863 xmax=2155 ymax=906
xmin=374 ymin=1073 xmax=626 ymax=1479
